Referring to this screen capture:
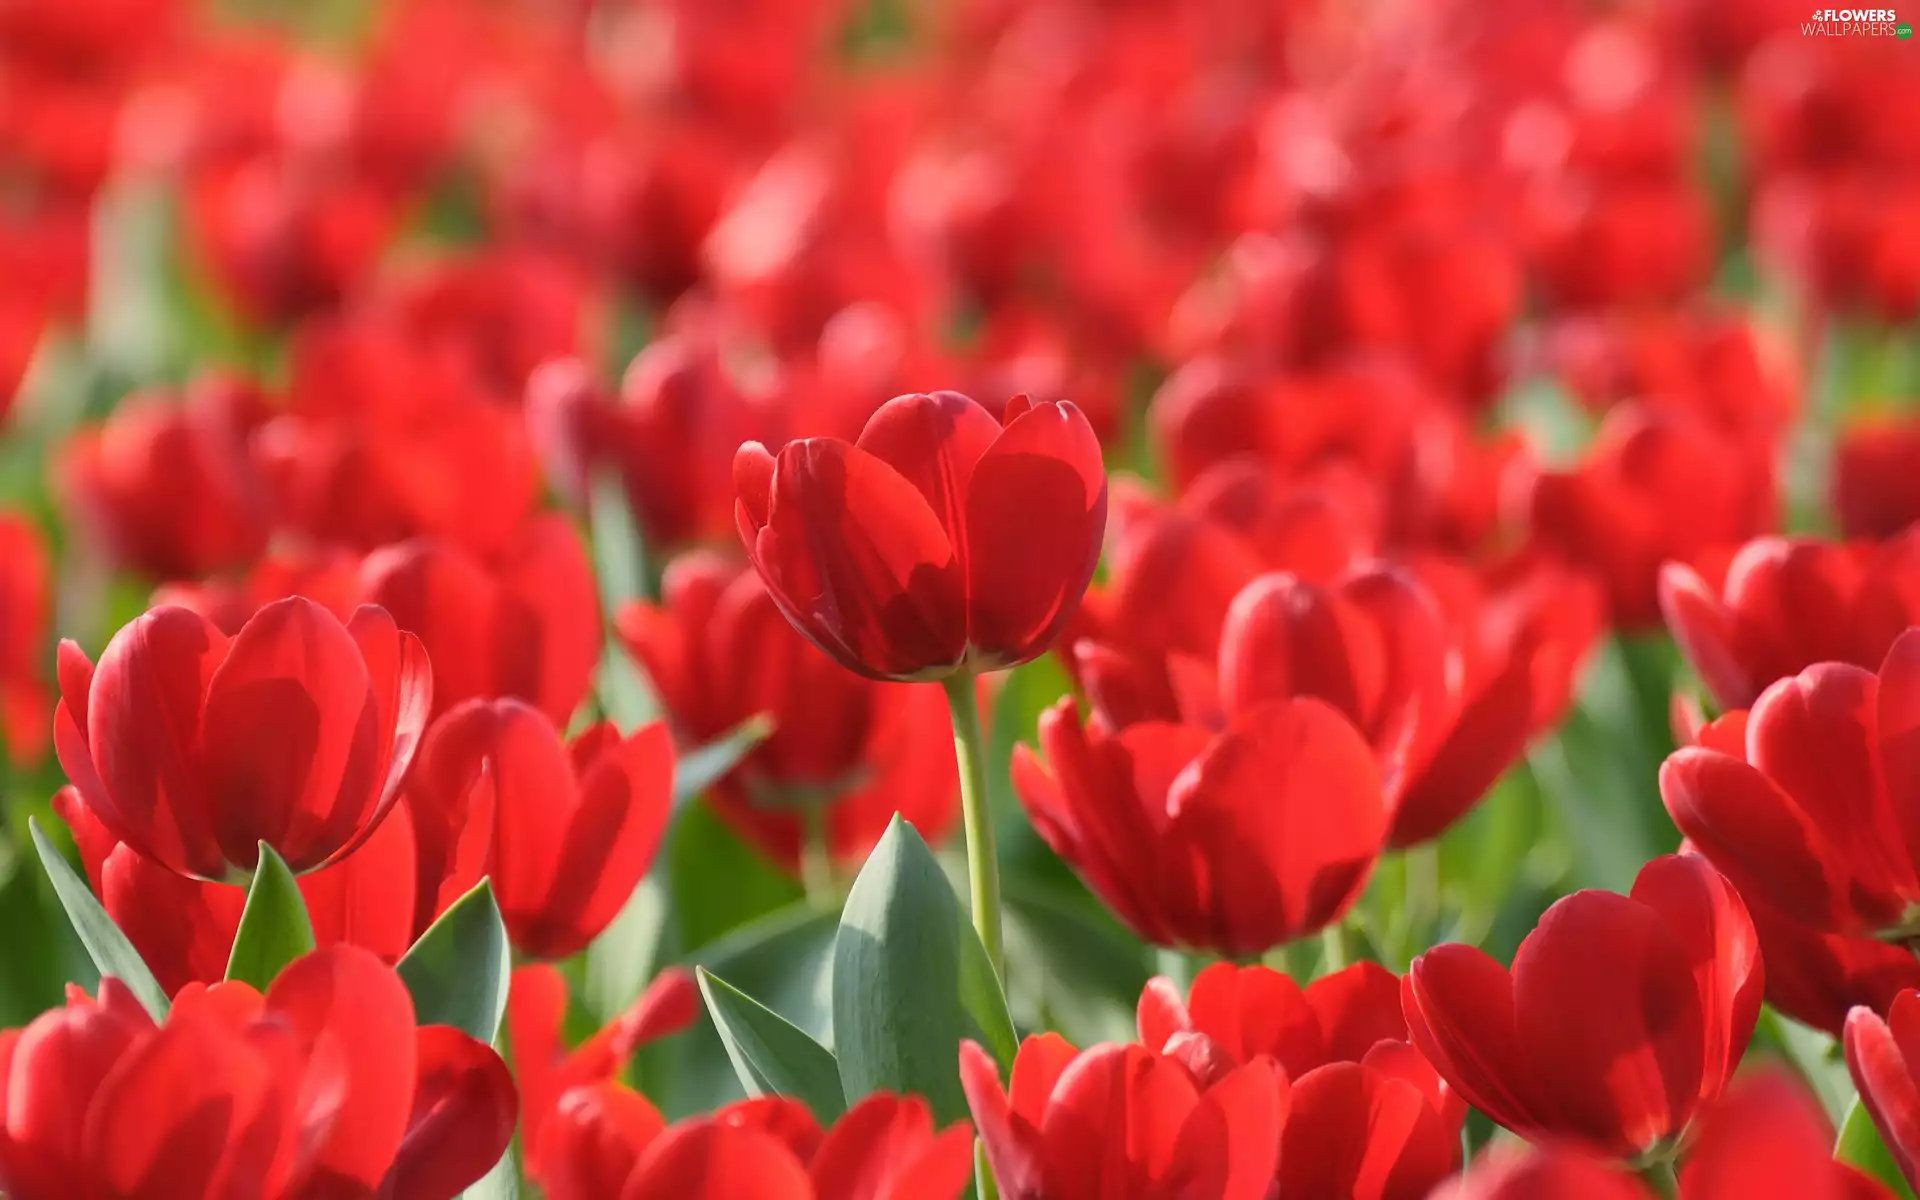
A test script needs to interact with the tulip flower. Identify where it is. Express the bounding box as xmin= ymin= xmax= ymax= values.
xmin=0 ymin=946 xmax=515 ymax=1200
xmin=360 ymin=515 xmax=602 ymax=724
xmin=52 ymin=785 xmax=421 ymax=994
xmin=151 ymin=546 xmax=365 ymax=634
xmin=1012 ymin=694 xmax=1387 ymax=957
xmin=53 ymin=597 xmax=431 ymax=880
xmin=1659 ymin=534 xmax=1920 ymax=711
xmin=401 ymin=698 xmax=674 ymax=958
xmin=617 ymin=552 xmax=957 ymax=873
xmin=1404 ymin=854 xmax=1762 ymax=1160
xmin=534 ymin=1087 xmax=973 ymax=1200
xmin=1847 ymin=990 xmax=1920 ymax=1194
xmin=378 ymin=247 xmax=594 ymax=402
xmin=1661 ymin=629 xmax=1920 ymax=937
xmin=733 ymin=389 xmax=1106 ymax=682
xmin=527 ymin=339 xmax=782 ymax=551
xmin=1834 ymin=418 xmax=1920 ymax=541
xmin=1434 ymin=1072 xmax=1888 ymax=1199
xmin=510 ymin=963 xmax=699 ymax=1187
xmin=960 ymin=1034 xmax=1286 ymax=1200
xmin=1744 ymin=892 xmax=1920 ymax=1038
xmin=56 ymin=374 xmax=270 ymax=581
xmin=1138 ymin=962 xmax=1464 ymax=1199
xmin=1525 ymin=405 xmax=1775 ymax=629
